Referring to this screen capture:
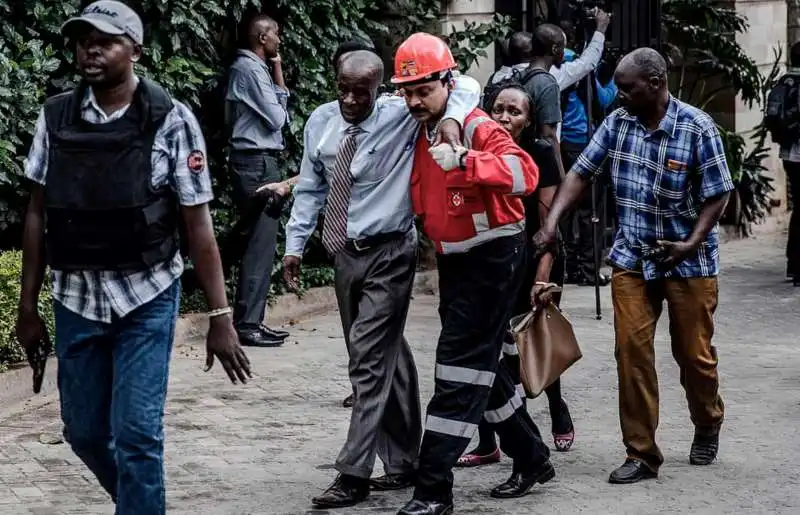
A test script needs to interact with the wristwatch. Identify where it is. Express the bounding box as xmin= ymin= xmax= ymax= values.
xmin=459 ymin=150 xmax=468 ymax=171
